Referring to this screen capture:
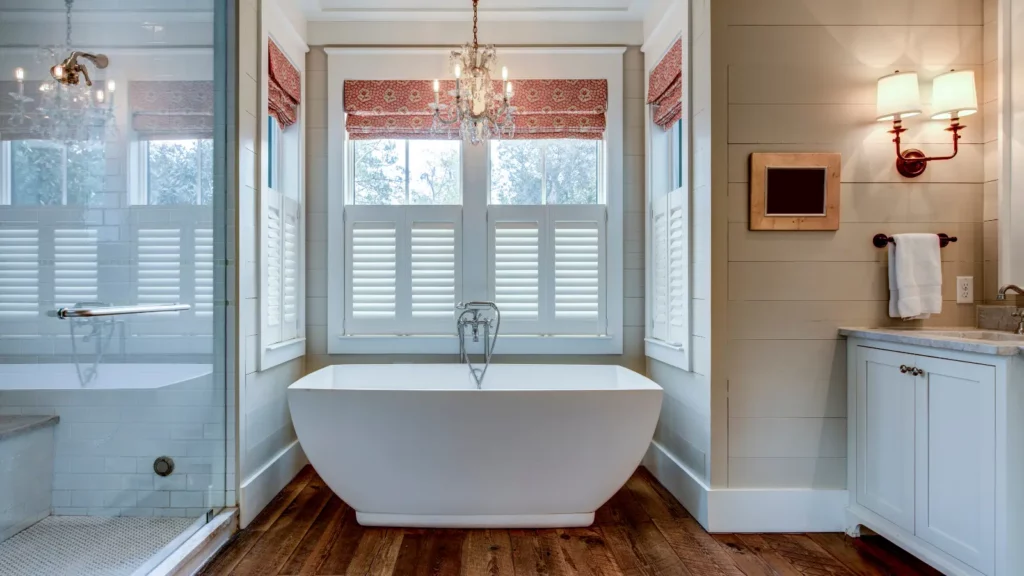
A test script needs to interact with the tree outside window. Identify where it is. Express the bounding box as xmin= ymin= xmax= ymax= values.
xmin=490 ymin=139 xmax=600 ymax=205
xmin=146 ymin=139 xmax=214 ymax=205
xmin=9 ymin=140 xmax=105 ymax=206
xmin=352 ymin=139 xmax=460 ymax=205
